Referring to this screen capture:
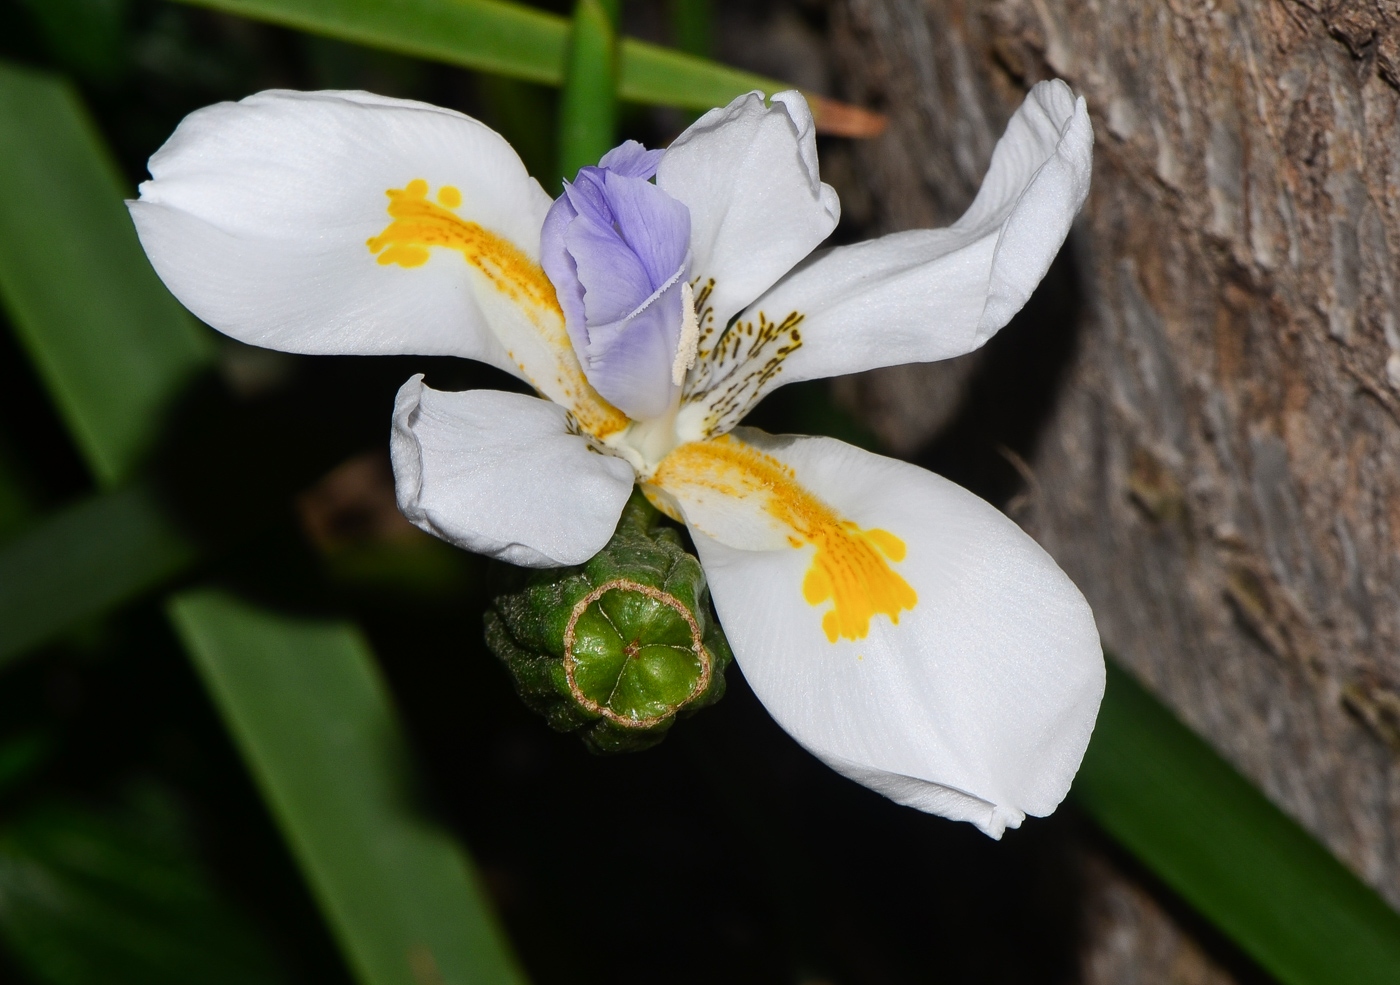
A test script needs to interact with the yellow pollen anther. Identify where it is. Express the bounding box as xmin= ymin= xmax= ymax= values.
xmin=652 ymin=436 xmax=917 ymax=643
